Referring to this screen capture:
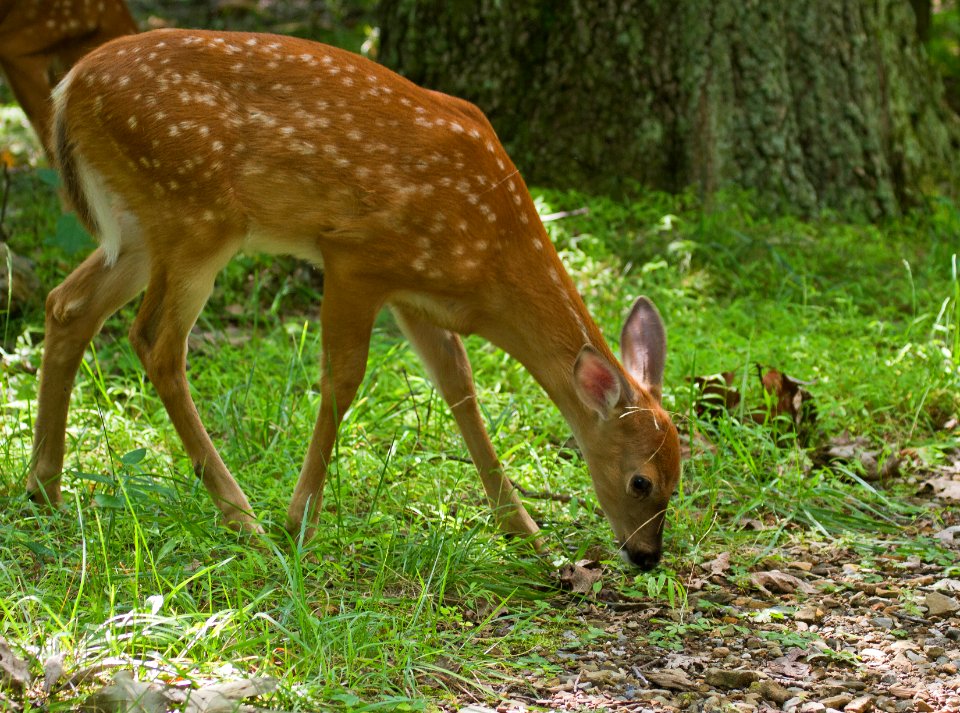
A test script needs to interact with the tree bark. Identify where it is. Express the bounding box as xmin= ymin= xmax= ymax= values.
xmin=379 ymin=0 xmax=960 ymax=217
